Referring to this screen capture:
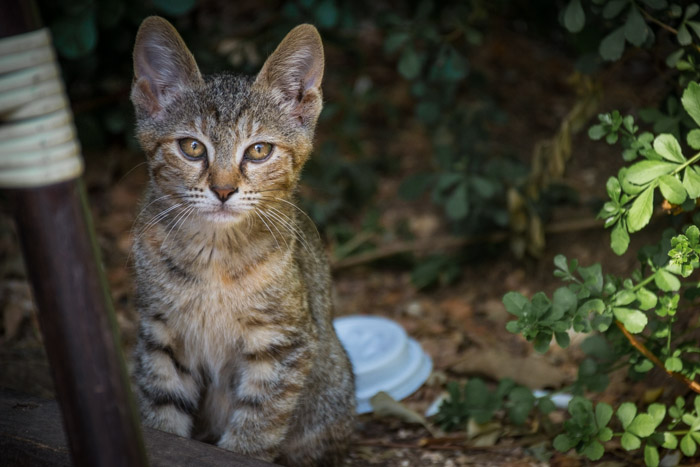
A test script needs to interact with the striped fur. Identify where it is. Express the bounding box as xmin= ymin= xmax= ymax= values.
xmin=129 ymin=17 xmax=355 ymax=465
